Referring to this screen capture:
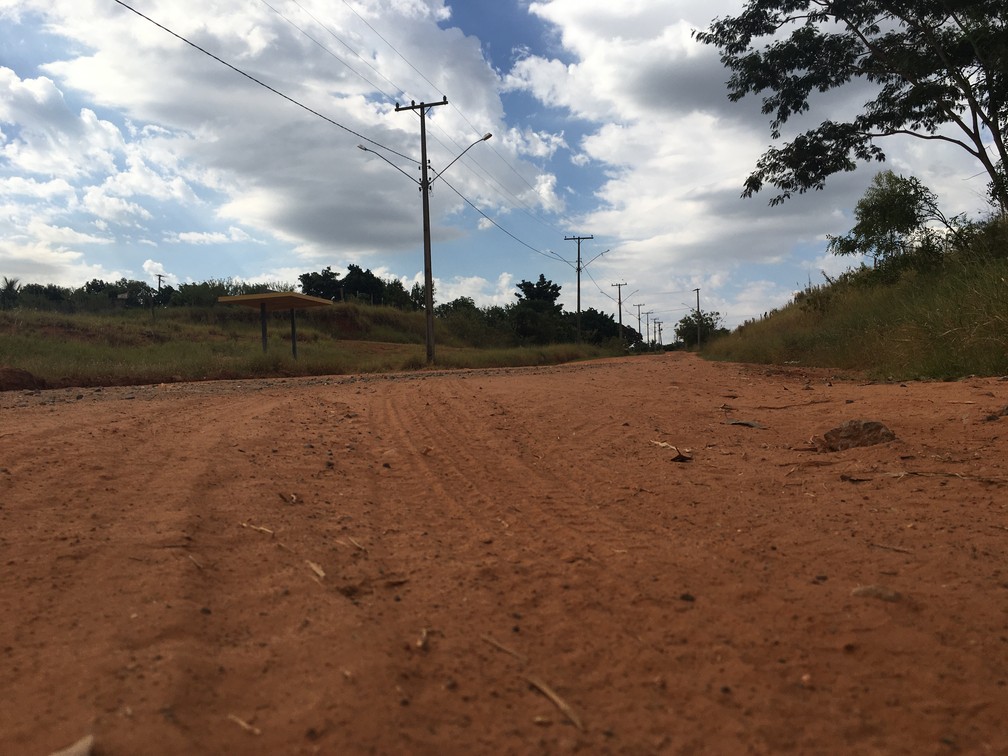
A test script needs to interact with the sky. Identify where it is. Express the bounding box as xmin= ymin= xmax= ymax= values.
xmin=0 ymin=0 xmax=997 ymax=333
